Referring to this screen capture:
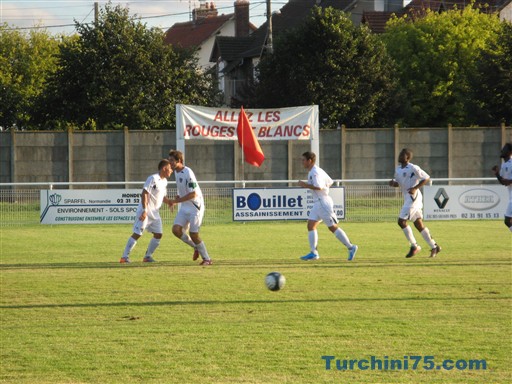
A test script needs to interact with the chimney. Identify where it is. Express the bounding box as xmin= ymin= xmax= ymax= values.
xmin=234 ymin=0 xmax=250 ymax=37
xmin=193 ymin=1 xmax=219 ymax=22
